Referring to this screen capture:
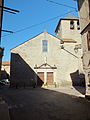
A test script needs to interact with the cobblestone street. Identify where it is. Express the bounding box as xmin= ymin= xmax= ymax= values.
xmin=0 ymin=86 xmax=90 ymax=120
